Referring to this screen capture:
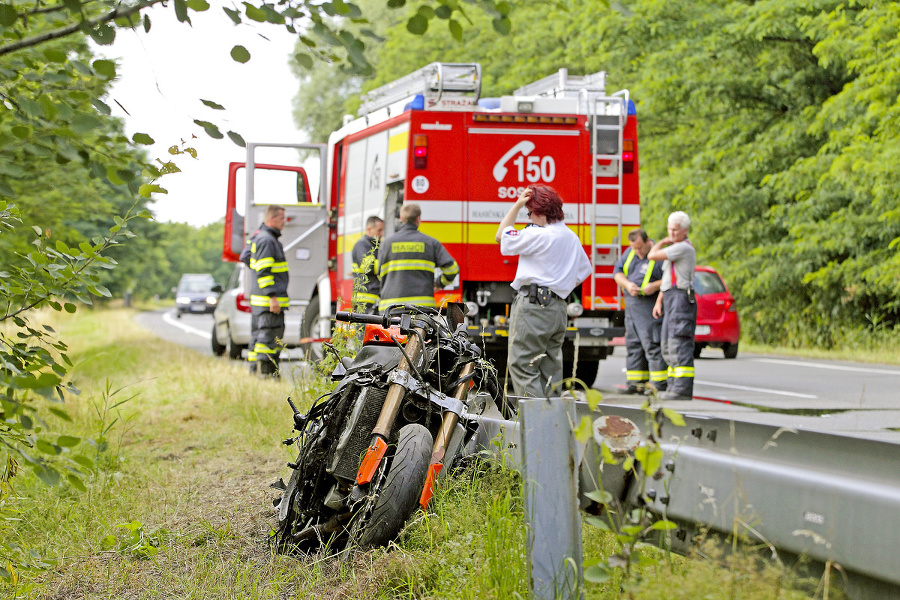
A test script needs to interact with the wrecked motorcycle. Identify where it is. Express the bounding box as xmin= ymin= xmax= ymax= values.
xmin=272 ymin=303 xmax=499 ymax=553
